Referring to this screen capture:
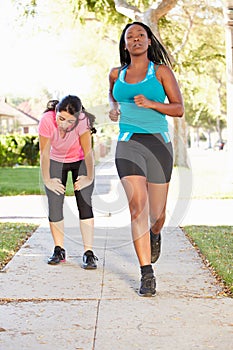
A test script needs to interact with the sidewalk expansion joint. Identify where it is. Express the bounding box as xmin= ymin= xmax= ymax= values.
xmin=0 ymin=294 xmax=224 ymax=304
xmin=0 ymin=297 xmax=128 ymax=304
